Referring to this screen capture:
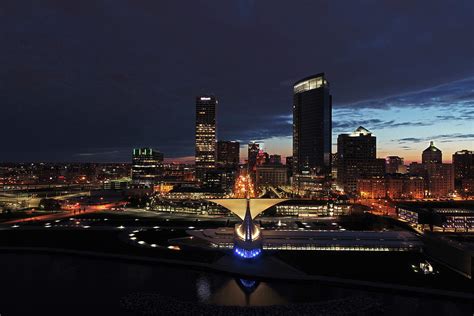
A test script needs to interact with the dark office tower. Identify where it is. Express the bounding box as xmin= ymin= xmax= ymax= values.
xmin=422 ymin=141 xmax=442 ymax=164
xmin=453 ymin=150 xmax=474 ymax=180
xmin=286 ymin=156 xmax=294 ymax=179
xmin=131 ymin=148 xmax=164 ymax=187
xmin=337 ymin=126 xmax=385 ymax=193
xmin=269 ymin=154 xmax=282 ymax=165
xmin=293 ymin=73 xmax=332 ymax=175
xmin=195 ymin=95 xmax=217 ymax=182
xmin=248 ymin=142 xmax=260 ymax=173
xmin=217 ymin=141 xmax=240 ymax=167
xmin=386 ymin=156 xmax=405 ymax=174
